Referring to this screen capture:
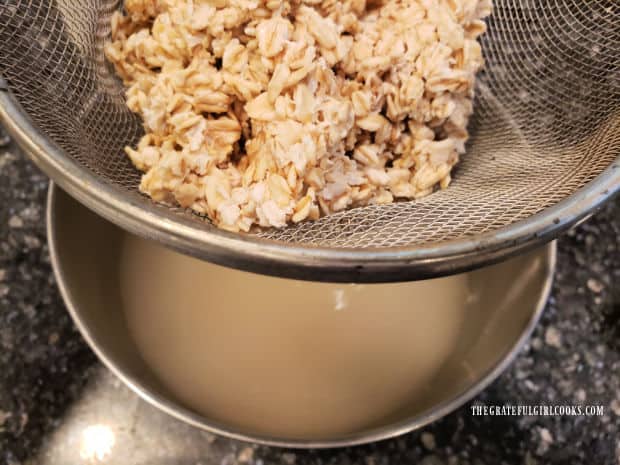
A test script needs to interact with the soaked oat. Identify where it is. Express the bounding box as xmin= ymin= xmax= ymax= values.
xmin=106 ymin=0 xmax=492 ymax=231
